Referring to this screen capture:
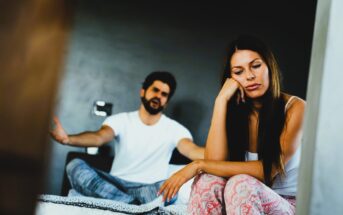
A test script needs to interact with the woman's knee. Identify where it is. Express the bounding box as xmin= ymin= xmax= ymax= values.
xmin=228 ymin=174 xmax=257 ymax=183
xmin=188 ymin=174 xmax=227 ymax=214
xmin=192 ymin=173 xmax=227 ymax=191
xmin=224 ymin=174 xmax=260 ymax=199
